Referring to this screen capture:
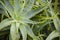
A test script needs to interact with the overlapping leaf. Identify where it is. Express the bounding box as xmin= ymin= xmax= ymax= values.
xmin=0 ymin=19 xmax=12 ymax=30
xmin=46 ymin=30 xmax=60 ymax=40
